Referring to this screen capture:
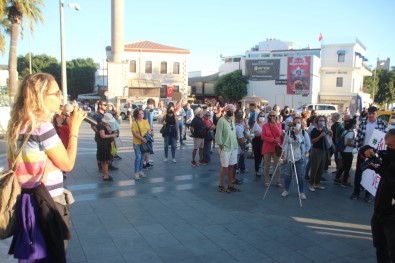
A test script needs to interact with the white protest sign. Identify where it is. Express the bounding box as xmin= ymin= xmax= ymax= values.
xmin=361 ymin=169 xmax=381 ymax=196
xmin=361 ymin=129 xmax=386 ymax=196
